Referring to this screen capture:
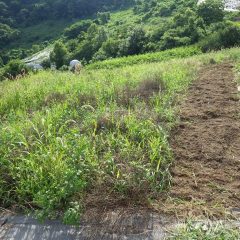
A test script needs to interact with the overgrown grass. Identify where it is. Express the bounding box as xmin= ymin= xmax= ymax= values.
xmin=168 ymin=221 xmax=240 ymax=240
xmin=1 ymin=47 xmax=240 ymax=222
xmin=87 ymin=46 xmax=202 ymax=69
